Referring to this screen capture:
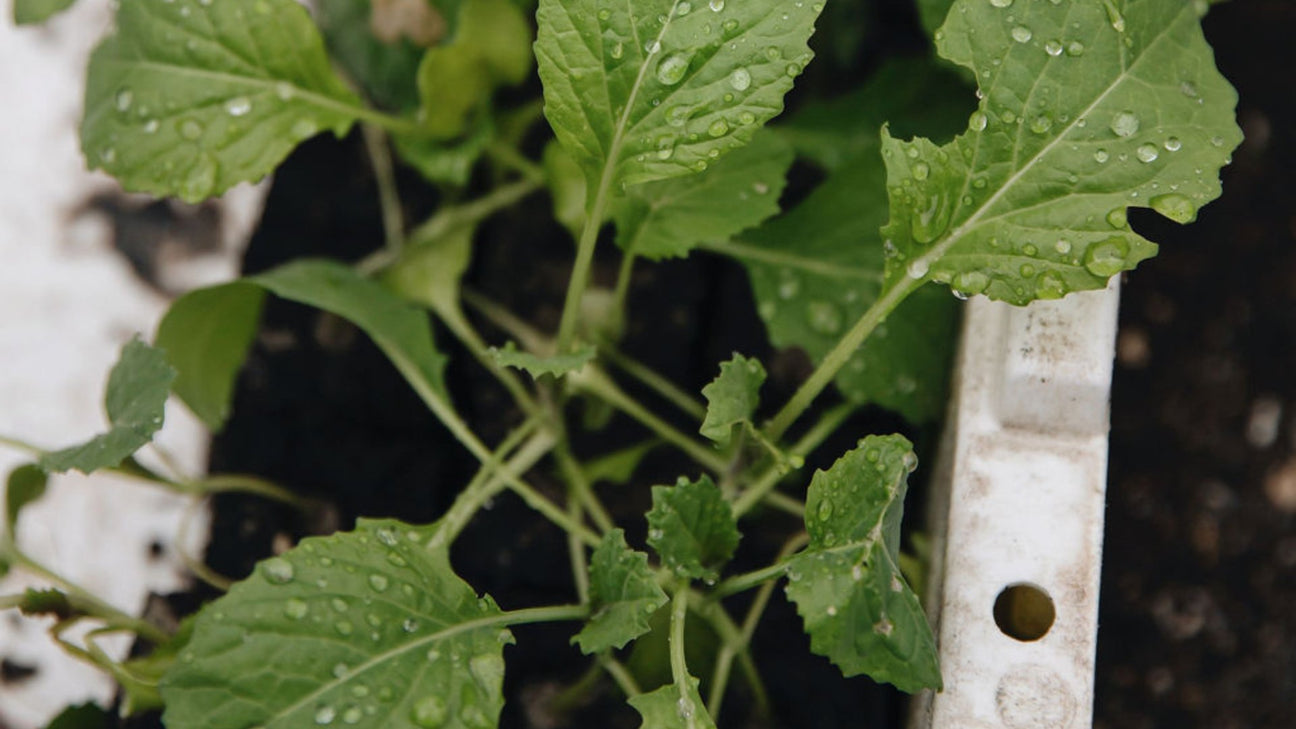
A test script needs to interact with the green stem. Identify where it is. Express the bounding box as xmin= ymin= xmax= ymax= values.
xmin=430 ymin=421 xmax=547 ymax=548
xmin=463 ymin=287 xmax=552 ymax=355
xmin=177 ymin=496 xmax=233 ymax=592
xmin=361 ymin=124 xmax=406 ymax=255
xmin=600 ymin=655 xmax=643 ymax=697
xmin=597 ymin=339 xmax=707 ymax=421
xmin=573 ymin=368 xmax=727 ymax=473
xmin=688 ymin=591 xmax=769 ymax=717
xmin=556 ymin=176 xmax=615 ymax=353
xmin=548 ymin=661 xmax=604 ymax=715
xmin=486 ymin=142 xmax=546 ymax=185
xmin=0 ymin=434 xmax=41 ymax=457
xmin=555 ymin=443 xmax=615 ymax=534
xmin=10 ymin=553 xmax=168 ymax=644
xmin=567 ymin=483 xmax=591 ymax=604
xmin=712 ymin=559 xmax=791 ymax=600
xmin=733 ymin=403 xmax=855 ymax=517
xmin=765 ymin=277 xmax=922 ymax=441
xmin=198 ymin=474 xmax=313 ymax=509
xmin=437 ymin=307 xmax=543 ymax=419
xmin=669 ymin=586 xmax=692 ymax=701
xmin=351 ymin=106 xmax=424 ymax=137
xmin=611 ymin=249 xmax=637 ymax=330
xmin=499 ymin=603 xmax=589 ymax=627
xmin=760 ymin=491 xmax=805 ymax=518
